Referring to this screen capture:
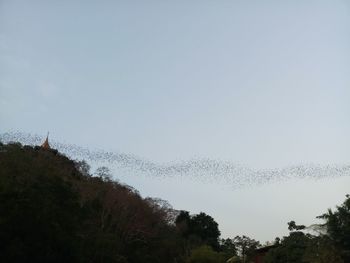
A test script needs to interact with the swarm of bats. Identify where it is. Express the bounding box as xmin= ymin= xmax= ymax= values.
xmin=1 ymin=131 xmax=349 ymax=188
